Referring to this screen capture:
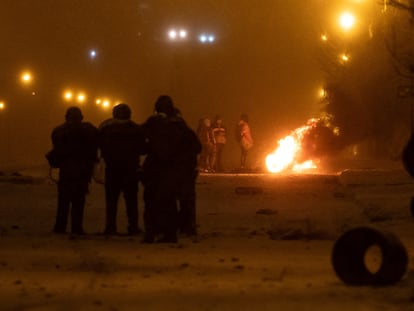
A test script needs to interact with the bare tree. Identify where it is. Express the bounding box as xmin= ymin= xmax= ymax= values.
xmin=317 ymin=1 xmax=410 ymax=158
